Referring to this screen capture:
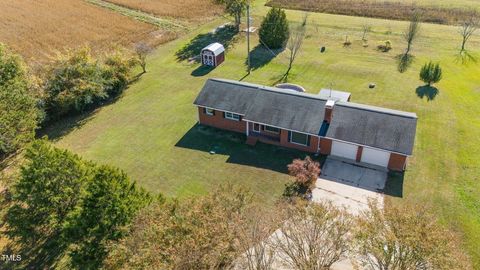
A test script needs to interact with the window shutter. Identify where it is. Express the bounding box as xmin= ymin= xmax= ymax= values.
xmin=223 ymin=112 xmax=226 ymax=118
xmin=306 ymin=135 xmax=311 ymax=146
xmin=288 ymin=131 xmax=292 ymax=142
